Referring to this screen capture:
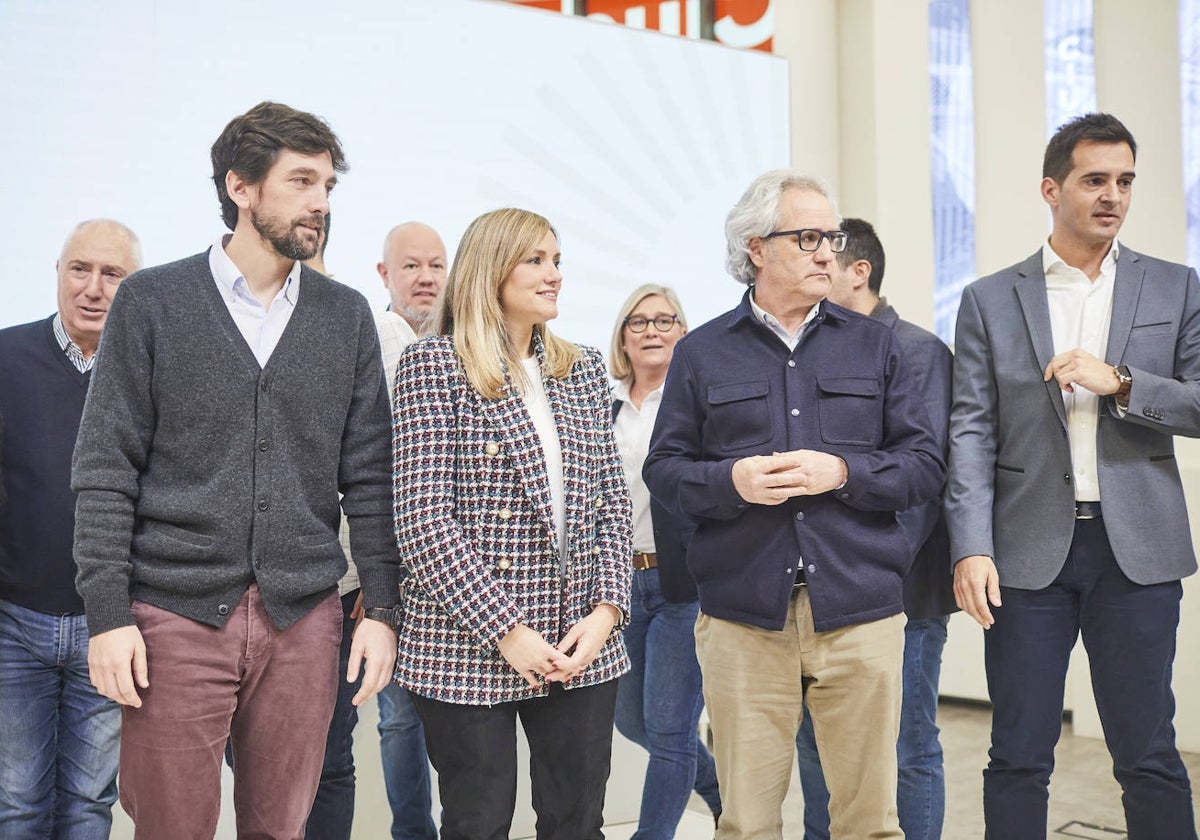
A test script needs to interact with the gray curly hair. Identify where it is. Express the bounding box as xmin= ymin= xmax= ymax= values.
xmin=724 ymin=170 xmax=839 ymax=284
